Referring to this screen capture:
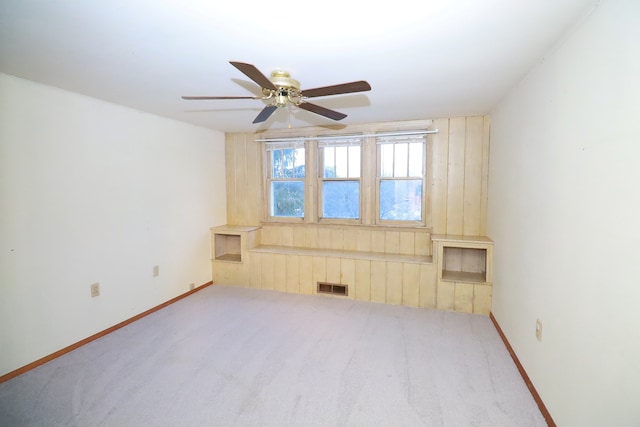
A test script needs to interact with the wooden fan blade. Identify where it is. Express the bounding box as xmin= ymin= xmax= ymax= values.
xmin=253 ymin=105 xmax=278 ymax=123
xmin=230 ymin=61 xmax=277 ymax=91
xmin=301 ymin=81 xmax=371 ymax=98
xmin=298 ymin=102 xmax=347 ymax=121
xmin=181 ymin=96 xmax=261 ymax=100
